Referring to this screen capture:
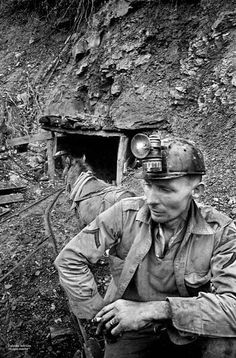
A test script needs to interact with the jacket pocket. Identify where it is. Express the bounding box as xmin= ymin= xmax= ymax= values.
xmin=184 ymin=271 xmax=211 ymax=296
